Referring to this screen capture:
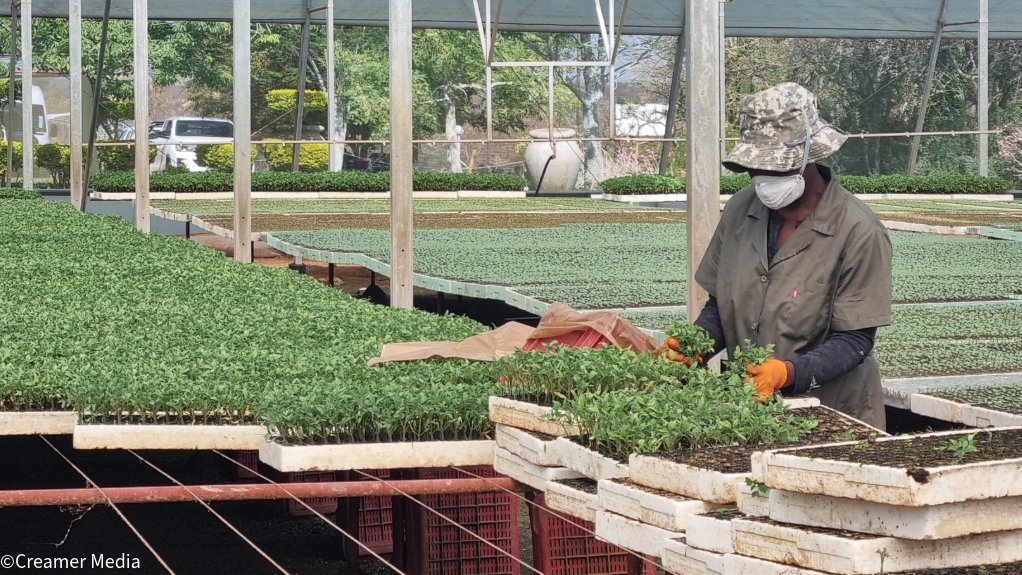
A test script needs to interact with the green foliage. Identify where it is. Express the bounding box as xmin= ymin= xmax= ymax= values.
xmin=0 ymin=141 xmax=24 ymax=178
xmin=195 ymin=143 xmax=256 ymax=172
xmin=0 ymin=188 xmax=40 ymax=200
xmin=265 ymin=89 xmax=328 ymax=112
xmin=931 ymin=385 xmax=1022 ymax=415
xmin=600 ymin=173 xmax=1014 ymax=195
xmin=745 ymin=477 xmax=769 ymax=498
xmin=548 ymin=365 xmax=814 ymax=459
xmin=152 ymin=197 xmax=650 ymax=216
xmin=99 ymin=101 xmax=135 ymax=121
xmin=264 ymin=143 xmax=330 ymax=172
xmin=36 ymin=144 xmax=73 ymax=187
xmin=495 ymin=344 xmax=693 ymax=403
xmin=90 ymin=170 xmax=528 ymax=193
xmin=96 ymin=141 xmax=157 ymax=172
xmin=666 ymin=322 xmax=715 ymax=360
xmin=0 ymin=200 xmax=502 ymax=443
xmin=939 ymin=433 xmax=978 ymax=463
